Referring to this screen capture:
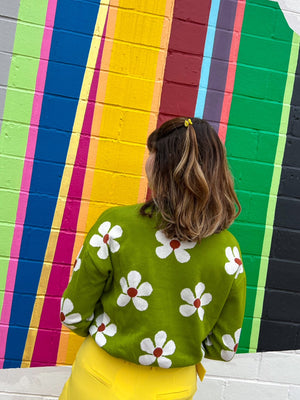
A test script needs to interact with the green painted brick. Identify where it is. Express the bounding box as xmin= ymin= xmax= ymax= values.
xmin=3 ymin=88 xmax=34 ymax=125
xmin=242 ymin=3 xmax=277 ymax=38
xmin=0 ymin=155 xmax=24 ymax=191
xmin=228 ymin=95 xmax=282 ymax=132
xmin=238 ymin=34 xmax=291 ymax=72
xmin=0 ymin=223 xmax=14 ymax=257
xmin=0 ymin=122 xmax=30 ymax=158
xmin=228 ymin=158 xmax=274 ymax=194
xmin=226 ymin=126 xmax=258 ymax=160
xmin=245 ymin=286 xmax=257 ymax=318
xmin=10 ymin=55 xmax=40 ymax=91
xmin=0 ymin=190 xmax=19 ymax=224
xmin=234 ymin=65 xmax=287 ymax=103
xmin=238 ymin=316 xmax=253 ymax=350
xmin=246 ymin=0 xmax=278 ymax=9
xmin=18 ymin=0 xmax=48 ymax=25
xmin=230 ymin=222 xmax=265 ymax=255
xmin=0 ymin=260 xmax=9 ymax=291
xmin=13 ymin=22 xmax=45 ymax=58
xmin=257 ymin=132 xmax=278 ymax=163
xmin=242 ymin=255 xmax=261 ymax=287
xmin=236 ymin=191 xmax=269 ymax=225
